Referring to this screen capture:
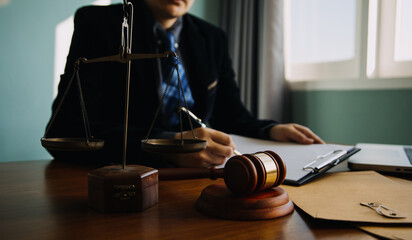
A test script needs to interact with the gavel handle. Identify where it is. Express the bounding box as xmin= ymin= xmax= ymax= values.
xmin=158 ymin=166 xmax=224 ymax=181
